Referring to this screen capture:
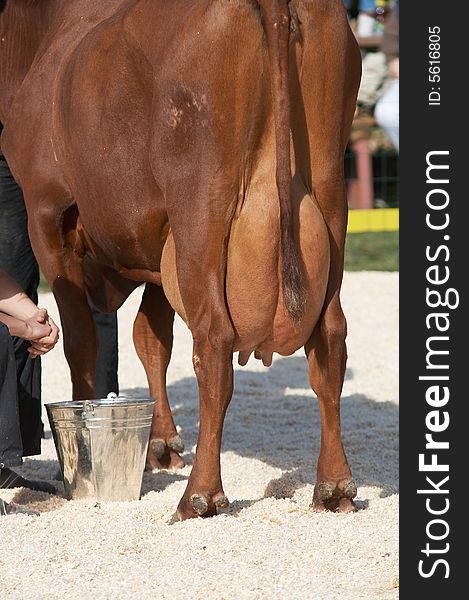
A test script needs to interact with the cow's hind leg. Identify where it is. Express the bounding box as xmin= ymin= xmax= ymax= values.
xmin=161 ymin=186 xmax=236 ymax=520
xmin=176 ymin=307 xmax=234 ymax=520
xmin=303 ymin=171 xmax=357 ymax=514
xmin=298 ymin=4 xmax=361 ymax=512
xmin=174 ymin=253 xmax=234 ymax=520
xmin=133 ymin=283 xmax=184 ymax=470
xmin=305 ymin=299 xmax=356 ymax=513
